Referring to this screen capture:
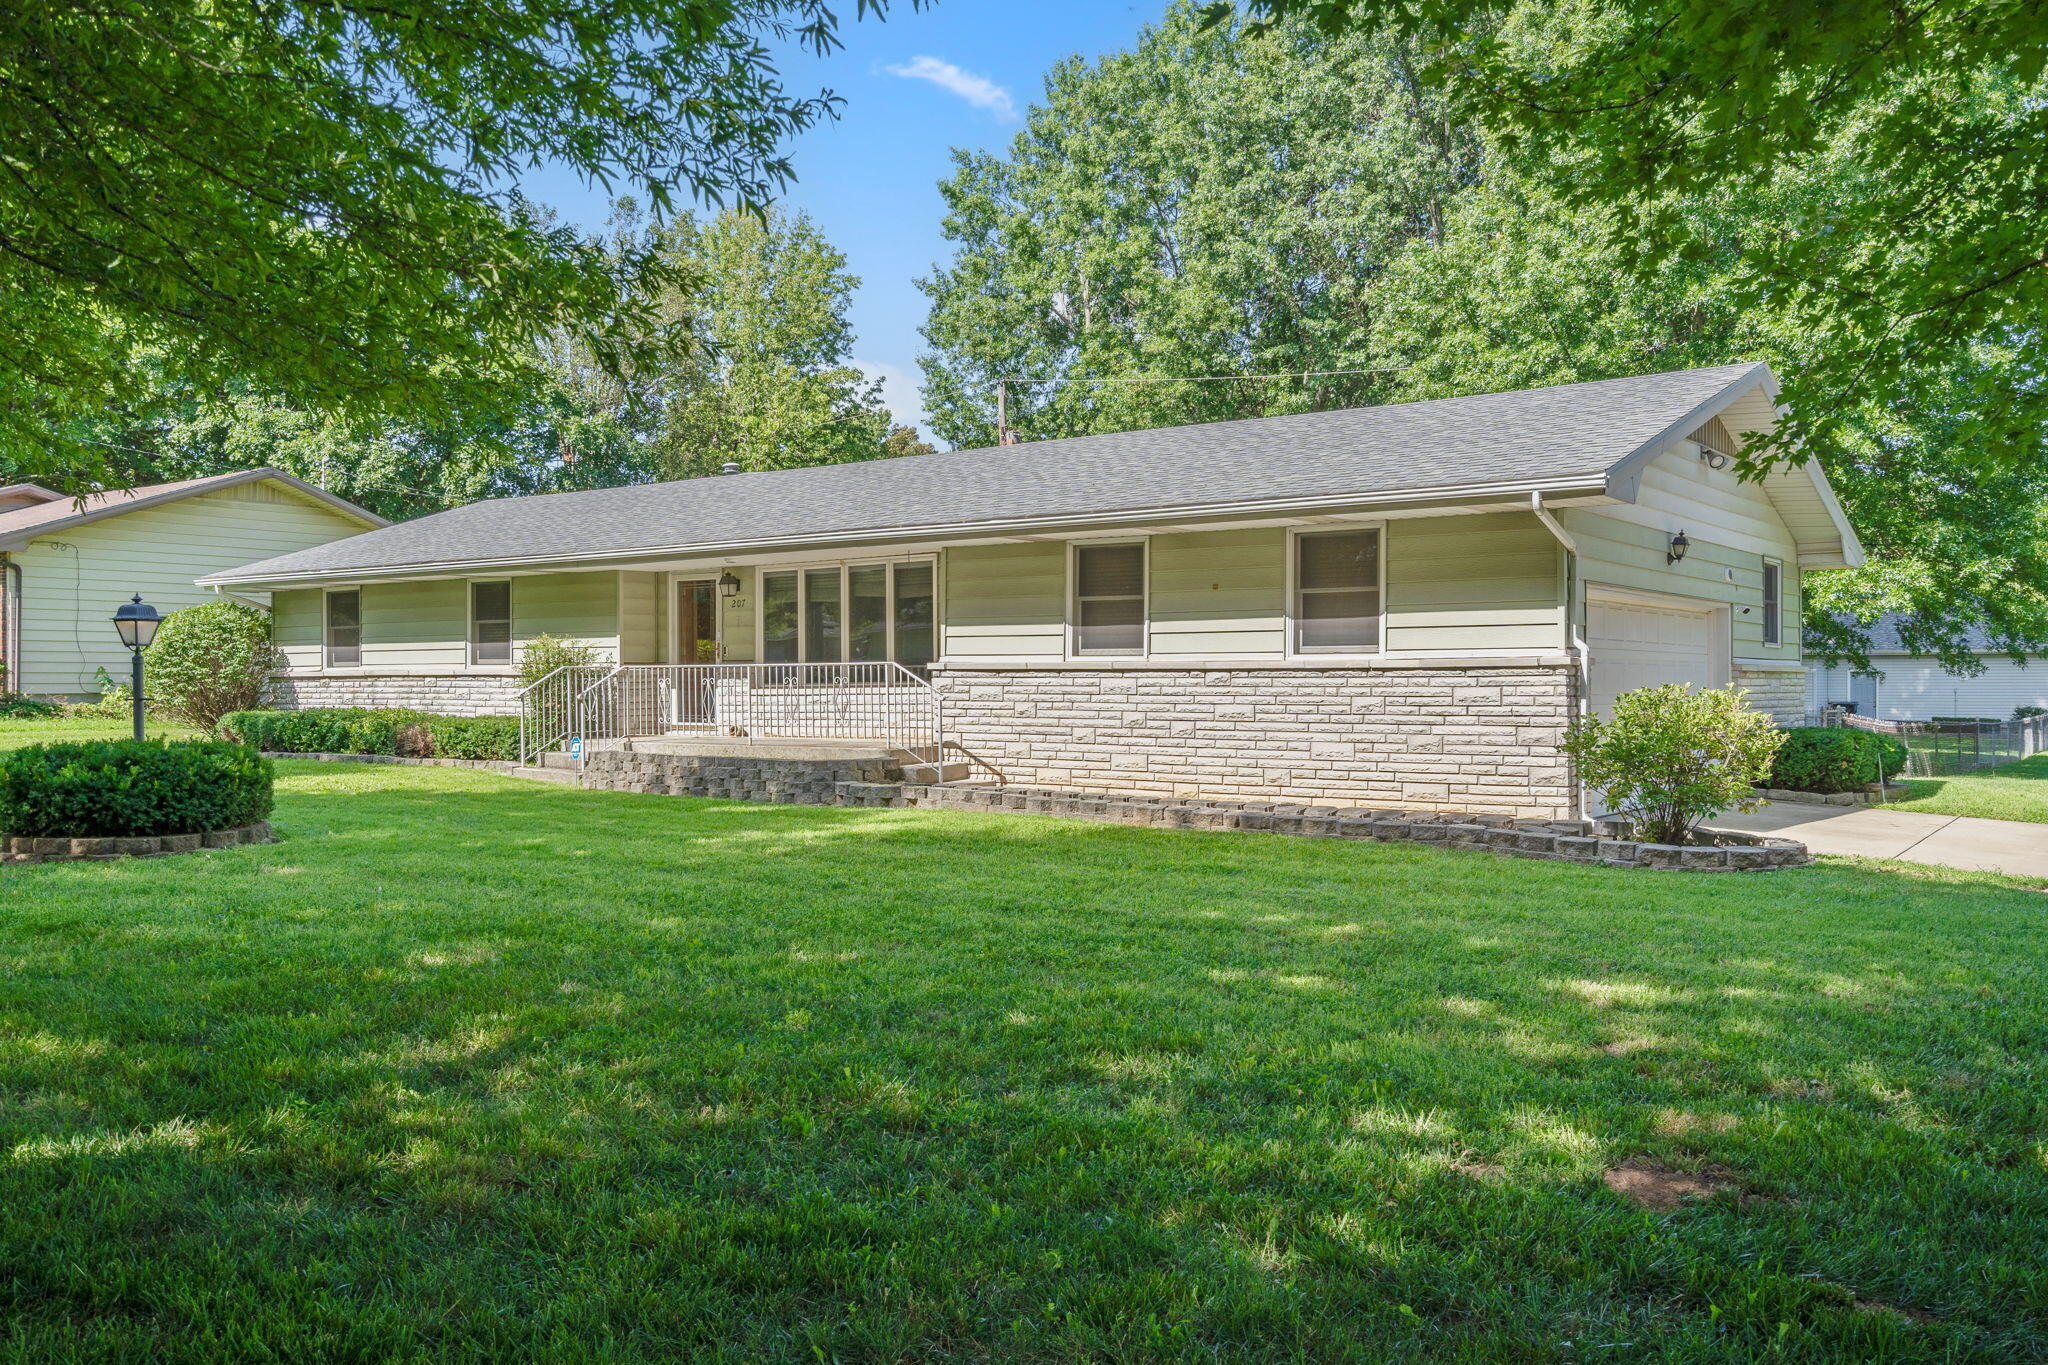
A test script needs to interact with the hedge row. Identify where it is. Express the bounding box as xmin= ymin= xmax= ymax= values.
xmin=220 ymin=708 xmax=521 ymax=762
xmin=1768 ymin=726 xmax=1909 ymax=794
xmin=0 ymin=739 xmax=273 ymax=837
